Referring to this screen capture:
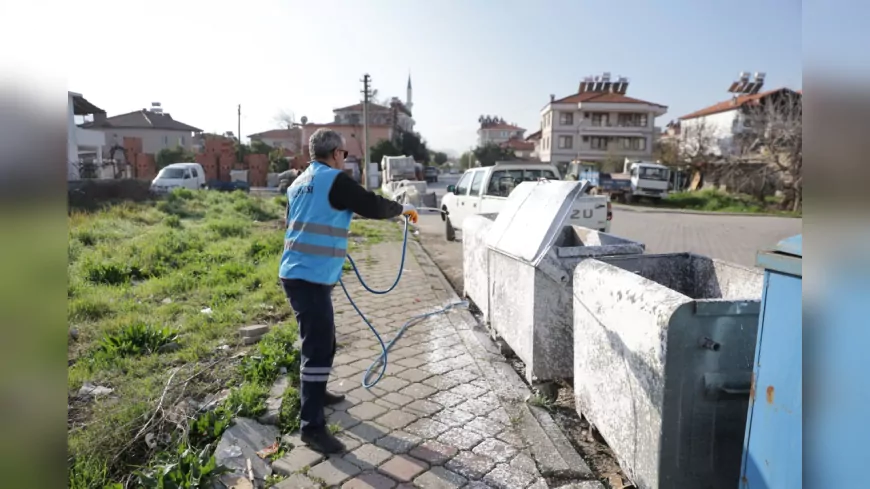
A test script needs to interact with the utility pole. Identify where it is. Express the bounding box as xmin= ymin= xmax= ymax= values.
xmin=361 ymin=74 xmax=371 ymax=190
xmin=237 ymin=104 xmax=242 ymax=163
